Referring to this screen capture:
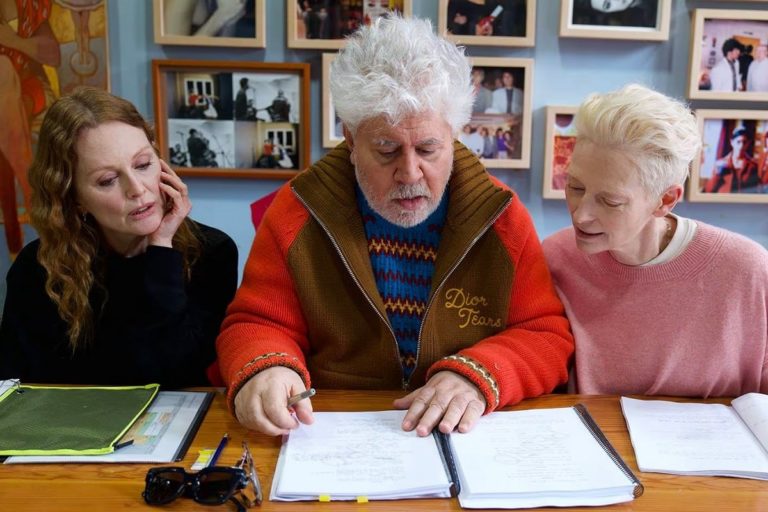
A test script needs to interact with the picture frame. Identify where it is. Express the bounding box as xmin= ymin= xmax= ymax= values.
xmin=688 ymin=109 xmax=768 ymax=203
xmin=559 ymin=0 xmax=671 ymax=41
xmin=152 ymin=59 xmax=310 ymax=179
xmin=321 ymin=53 xmax=344 ymax=148
xmin=152 ymin=0 xmax=266 ymax=47
xmin=688 ymin=9 xmax=768 ymax=101
xmin=542 ymin=106 xmax=578 ymax=199
xmin=463 ymin=57 xmax=534 ymax=169
xmin=287 ymin=0 xmax=412 ymax=50
xmin=438 ymin=0 xmax=536 ymax=48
